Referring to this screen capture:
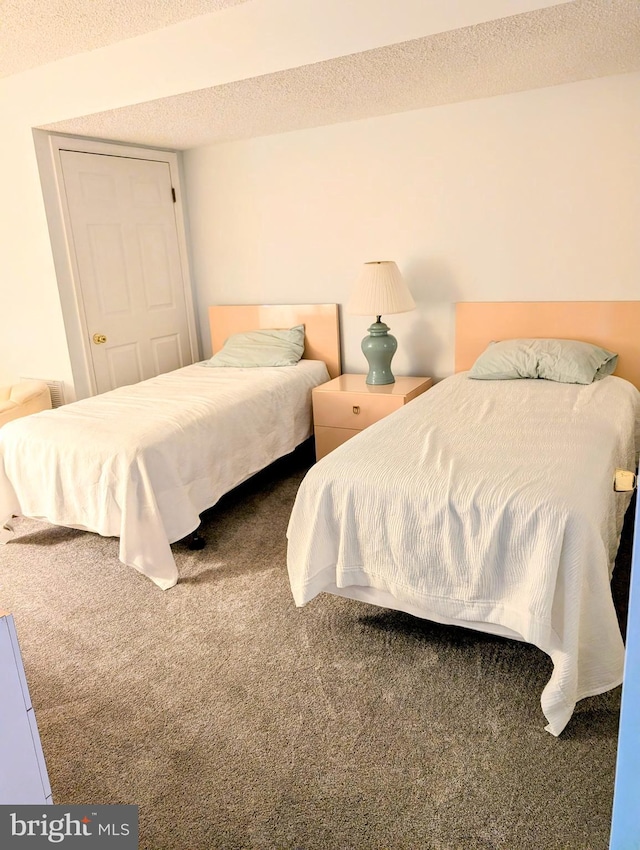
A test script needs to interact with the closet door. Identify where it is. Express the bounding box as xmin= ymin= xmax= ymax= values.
xmin=59 ymin=150 xmax=193 ymax=394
